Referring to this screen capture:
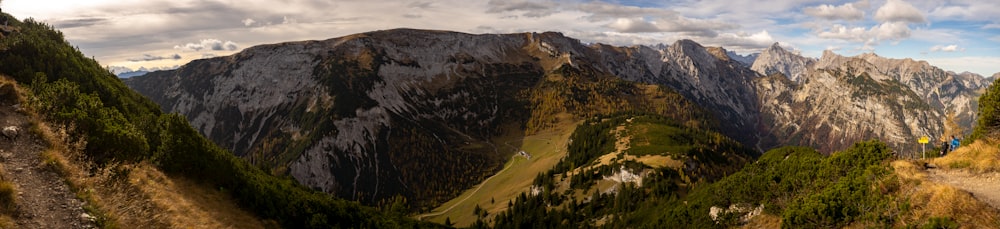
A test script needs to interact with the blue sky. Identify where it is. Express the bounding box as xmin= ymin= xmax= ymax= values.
xmin=4 ymin=0 xmax=999 ymax=76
